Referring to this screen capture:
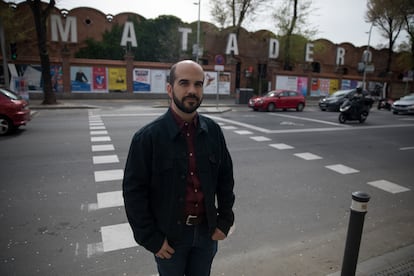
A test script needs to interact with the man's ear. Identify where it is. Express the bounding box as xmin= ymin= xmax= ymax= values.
xmin=166 ymin=83 xmax=173 ymax=98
